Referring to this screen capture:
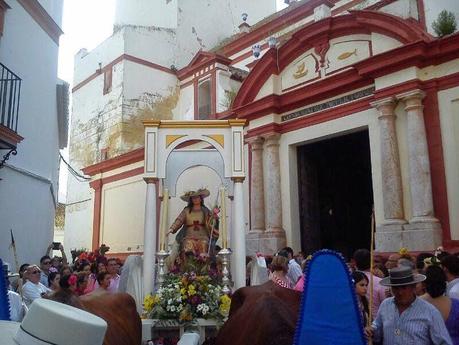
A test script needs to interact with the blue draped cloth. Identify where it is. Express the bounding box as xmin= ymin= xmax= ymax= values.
xmin=294 ymin=250 xmax=367 ymax=345
xmin=0 ymin=259 xmax=11 ymax=321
